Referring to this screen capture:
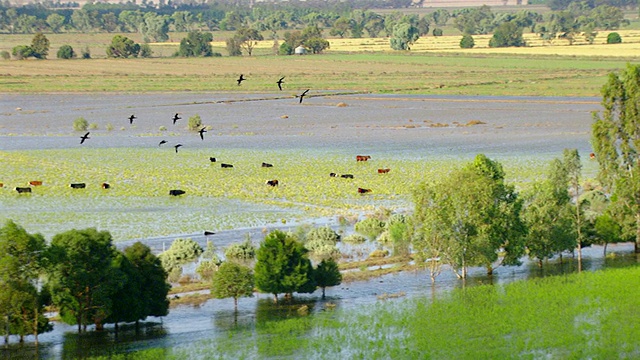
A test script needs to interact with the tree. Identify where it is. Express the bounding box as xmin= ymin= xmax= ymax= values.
xmin=47 ymin=228 xmax=122 ymax=332
xmin=226 ymin=37 xmax=242 ymax=57
xmin=106 ymin=35 xmax=140 ymax=58
xmin=0 ymin=221 xmax=51 ymax=344
xmin=606 ymin=32 xmax=621 ymax=44
xmin=304 ymin=226 xmax=340 ymax=261
xmin=57 ymin=45 xmax=76 ymax=59
xmin=314 ymin=259 xmax=341 ymax=299
xmin=563 ymin=149 xmax=589 ymax=270
xmin=141 ymin=12 xmax=169 ymax=43
xmin=390 ymin=23 xmax=419 ymax=51
xmin=412 ymin=154 xmax=526 ymax=278
xmin=211 ymin=262 xmax=254 ymax=312
xmin=355 ymin=217 xmax=385 ymax=241
xmin=159 ymin=238 xmax=203 ymax=281
xmin=592 ymin=64 xmax=640 ymax=253
xmin=177 ymin=31 xmax=213 ymax=57
xmin=224 ymin=237 xmax=256 ymax=266
xmin=489 ymin=21 xmax=525 ymax=48
xmin=304 ymin=37 xmax=330 ymax=54
xmin=11 ymin=45 xmax=33 ymax=60
xmin=254 ymin=230 xmax=315 ymax=302
xmin=234 ymin=27 xmax=264 ymax=56
xmin=460 ymin=34 xmax=475 ymax=48
xmin=46 ymin=13 xmax=65 ymax=33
